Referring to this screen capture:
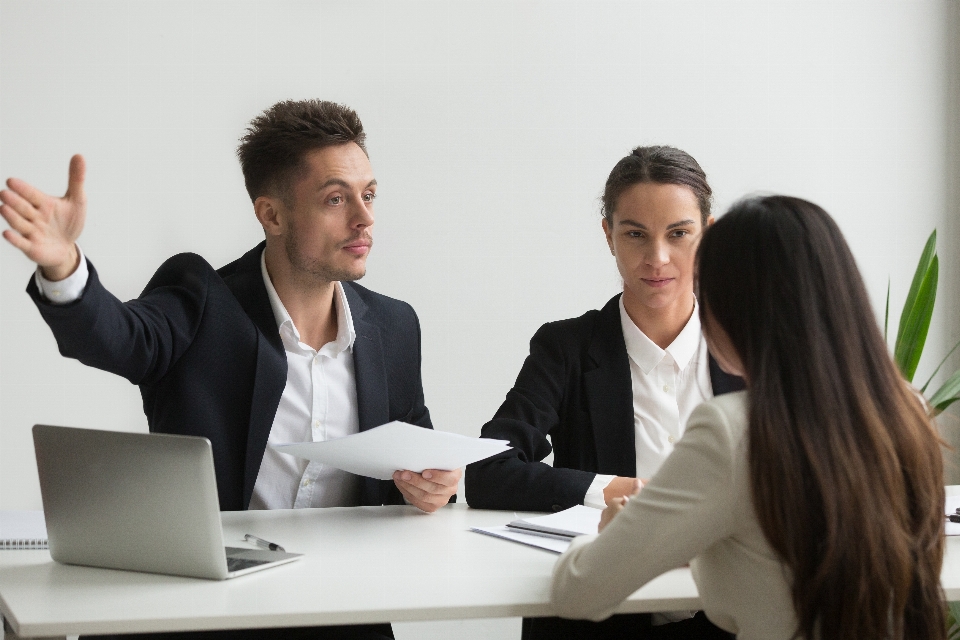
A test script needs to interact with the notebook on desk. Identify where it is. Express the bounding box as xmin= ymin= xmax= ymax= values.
xmin=32 ymin=424 xmax=301 ymax=579
xmin=0 ymin=510 xmax=48 ymax=549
